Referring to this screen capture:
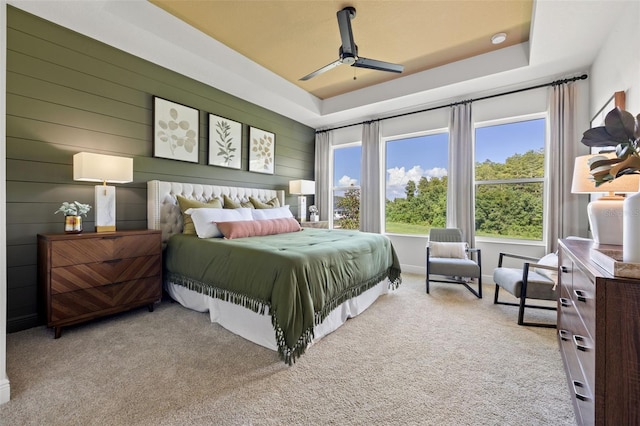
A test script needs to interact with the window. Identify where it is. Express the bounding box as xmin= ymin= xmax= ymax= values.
xmin=385 ymin=131 xmax=449 ymax=235
xmin=332 ymin=144 xmax=361 ymax=229
xmin=475 ymin=117 xmax=546 ymax=240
